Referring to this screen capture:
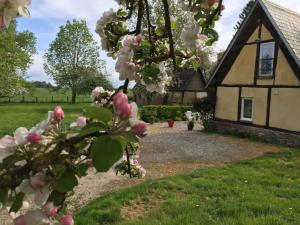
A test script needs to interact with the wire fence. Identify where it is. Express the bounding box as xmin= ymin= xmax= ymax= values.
xmin=0 ymin=96 xmax=92 ymax=103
